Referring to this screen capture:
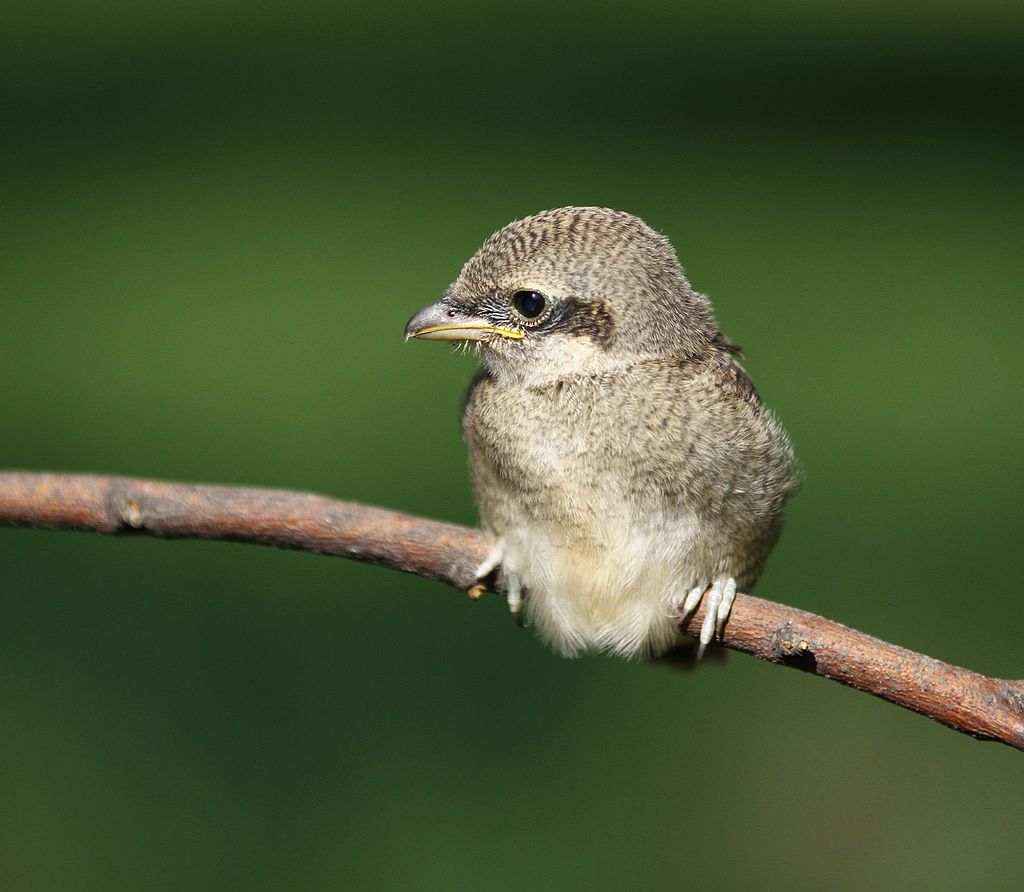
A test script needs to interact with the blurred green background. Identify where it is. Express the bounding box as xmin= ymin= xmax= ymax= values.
xmin=2 ymin=2 xmax=1023 ymax=889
